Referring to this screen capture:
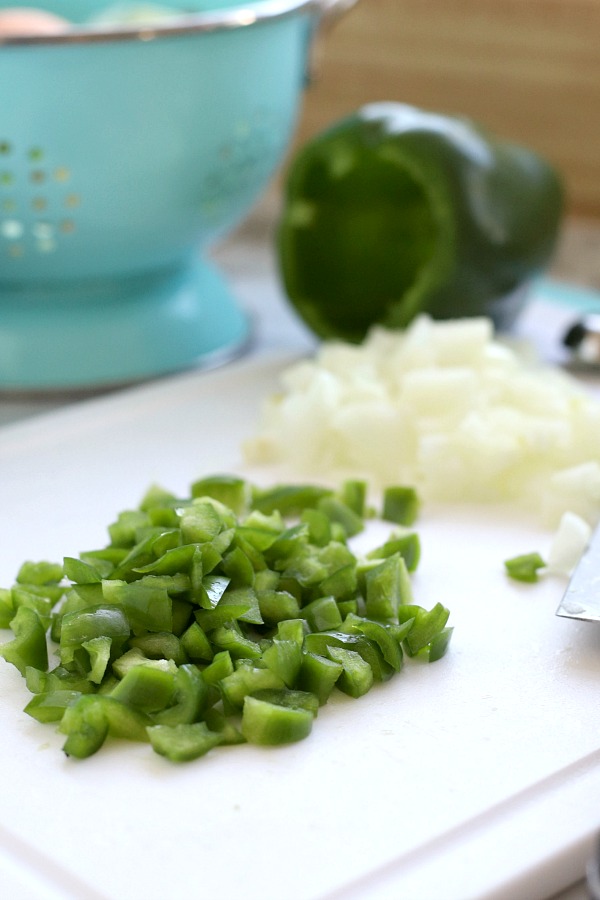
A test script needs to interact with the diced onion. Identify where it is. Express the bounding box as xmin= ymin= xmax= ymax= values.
xmin=546 ymin=511 xmax=592 ymax=575
xmin=244 ymin=316 xmax=600 ymax=526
